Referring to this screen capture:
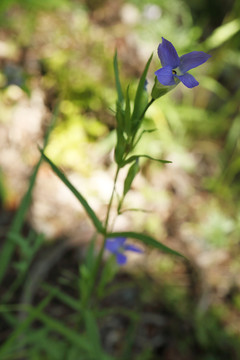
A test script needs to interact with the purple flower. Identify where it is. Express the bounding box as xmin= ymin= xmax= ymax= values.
xmin=155 ymin=37 xmax=211 ymax=89
xmin=105 ymin=237 xmax=143 ymax=265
